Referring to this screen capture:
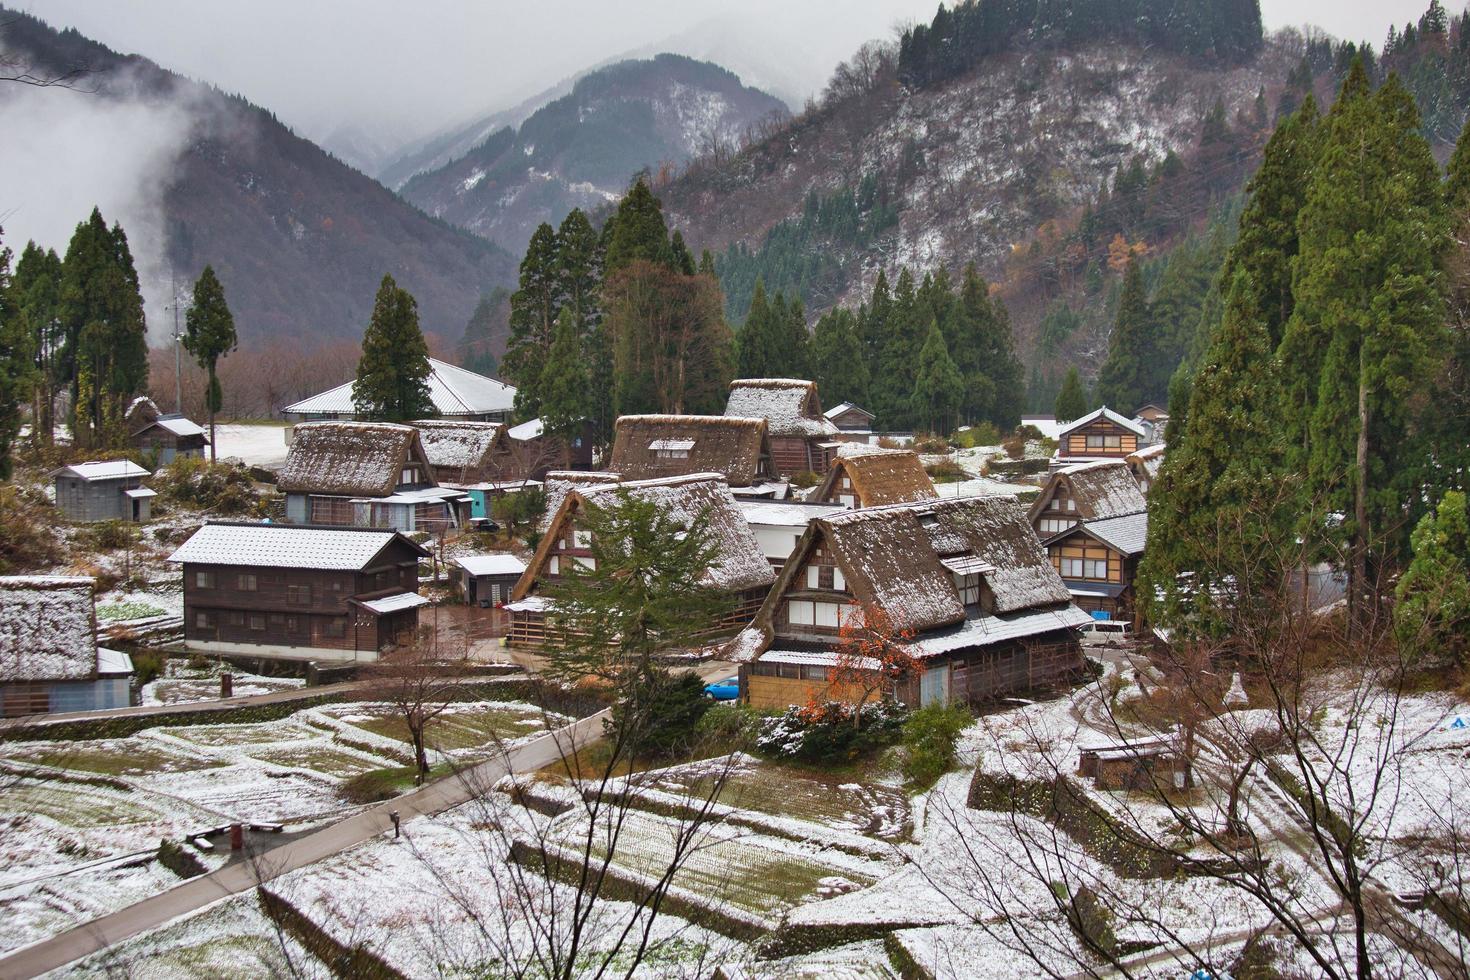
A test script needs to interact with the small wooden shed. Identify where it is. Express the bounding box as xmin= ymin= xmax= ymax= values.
xmin=455 ymin=554 xmax=527 ymax=607
xmin=51 ymin=460 xmax=155 ymax=522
